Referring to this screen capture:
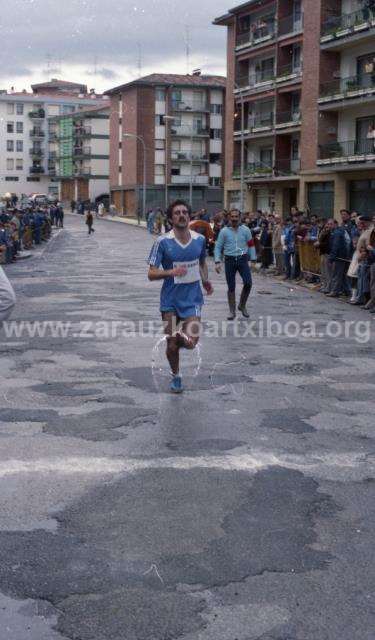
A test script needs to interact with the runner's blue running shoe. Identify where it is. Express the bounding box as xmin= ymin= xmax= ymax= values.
xmin=170 ymin=375 xmax=183 ymax=394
